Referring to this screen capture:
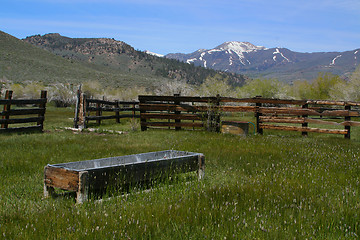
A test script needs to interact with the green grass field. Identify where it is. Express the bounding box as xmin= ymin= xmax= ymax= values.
xmin=1 ymin=106 xmax=360 ymax=239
